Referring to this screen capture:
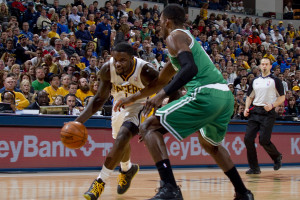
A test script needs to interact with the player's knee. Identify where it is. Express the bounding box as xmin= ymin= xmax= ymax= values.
xmin=204 ymin=144 xmax=218 ymax=155
xmin=115 ymin=132 xmax=131 ymax=147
